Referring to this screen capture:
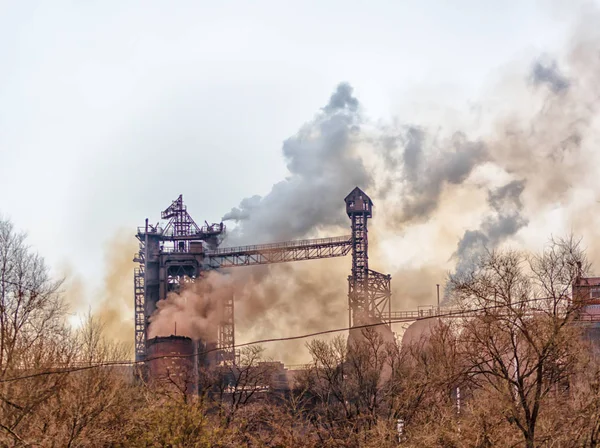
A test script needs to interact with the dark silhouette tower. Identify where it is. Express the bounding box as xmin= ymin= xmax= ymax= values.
xmin=345 ymin=187 xmax=392 ymax=328
xmin=345 ymin=187 xmax=373 ymax=326
xmin=134 ymin=195 xmax=228 ymax=363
